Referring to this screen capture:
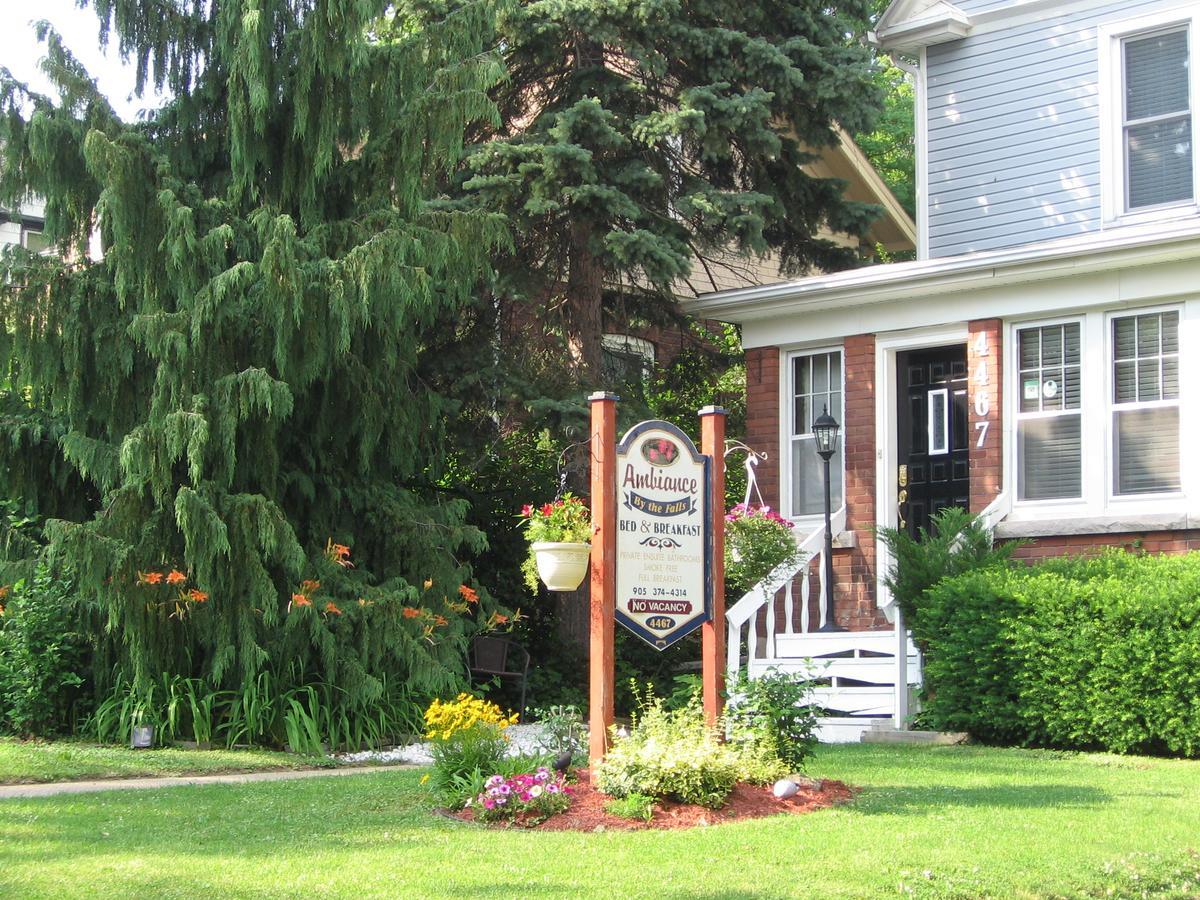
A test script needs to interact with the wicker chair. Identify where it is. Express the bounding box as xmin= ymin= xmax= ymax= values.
xmin=469 ymin=635 xmax=530 ymax=715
